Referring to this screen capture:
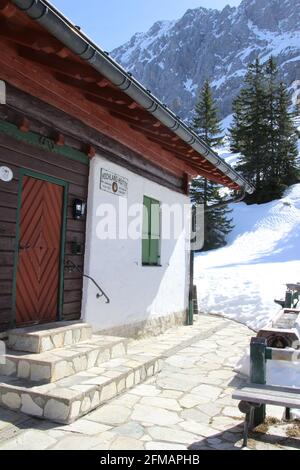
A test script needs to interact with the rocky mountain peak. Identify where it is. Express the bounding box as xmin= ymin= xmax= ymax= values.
xmin=112 ymin=0 xmax=300 ymax=124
